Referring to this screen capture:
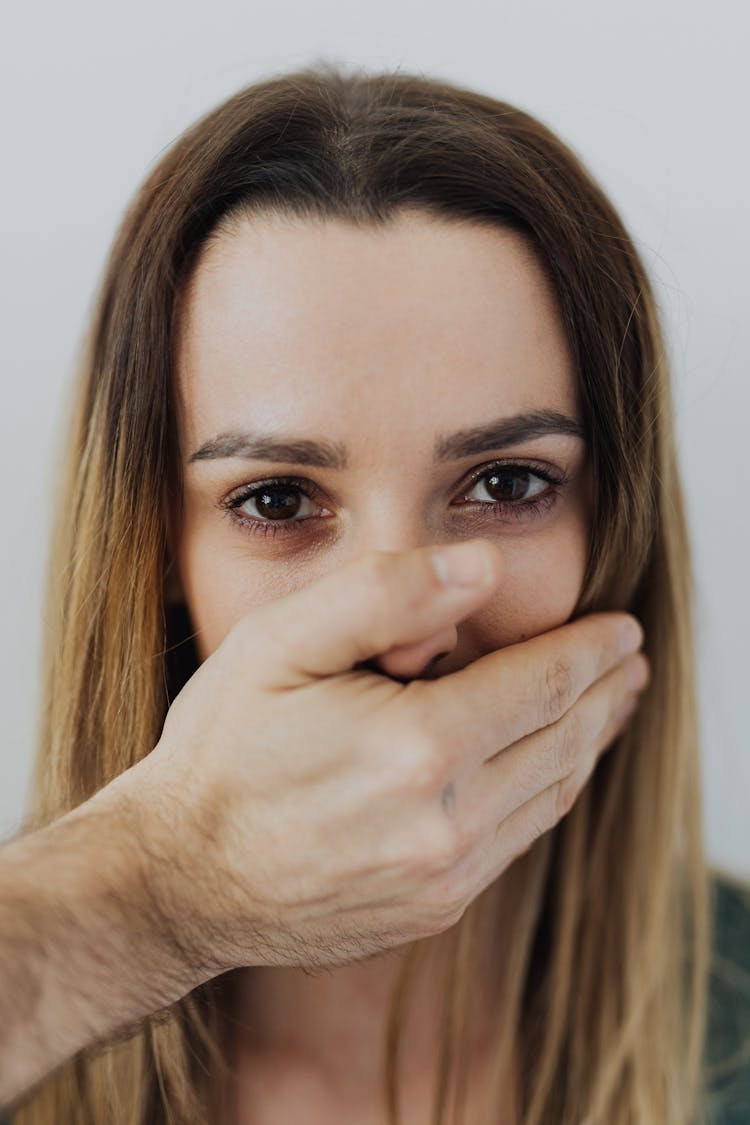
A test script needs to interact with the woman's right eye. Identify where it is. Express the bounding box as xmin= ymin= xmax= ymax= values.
xmin=219 ymin=477 xmax=328 ymax=539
